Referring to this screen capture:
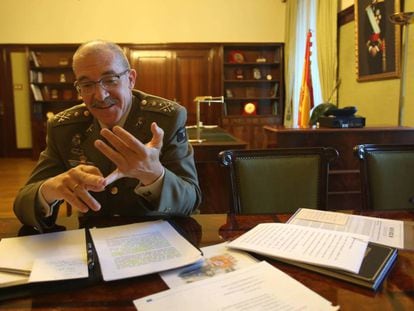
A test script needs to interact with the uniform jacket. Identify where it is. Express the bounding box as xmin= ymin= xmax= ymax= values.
xmin=14 ymin=90 xmax=201 ymax=230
